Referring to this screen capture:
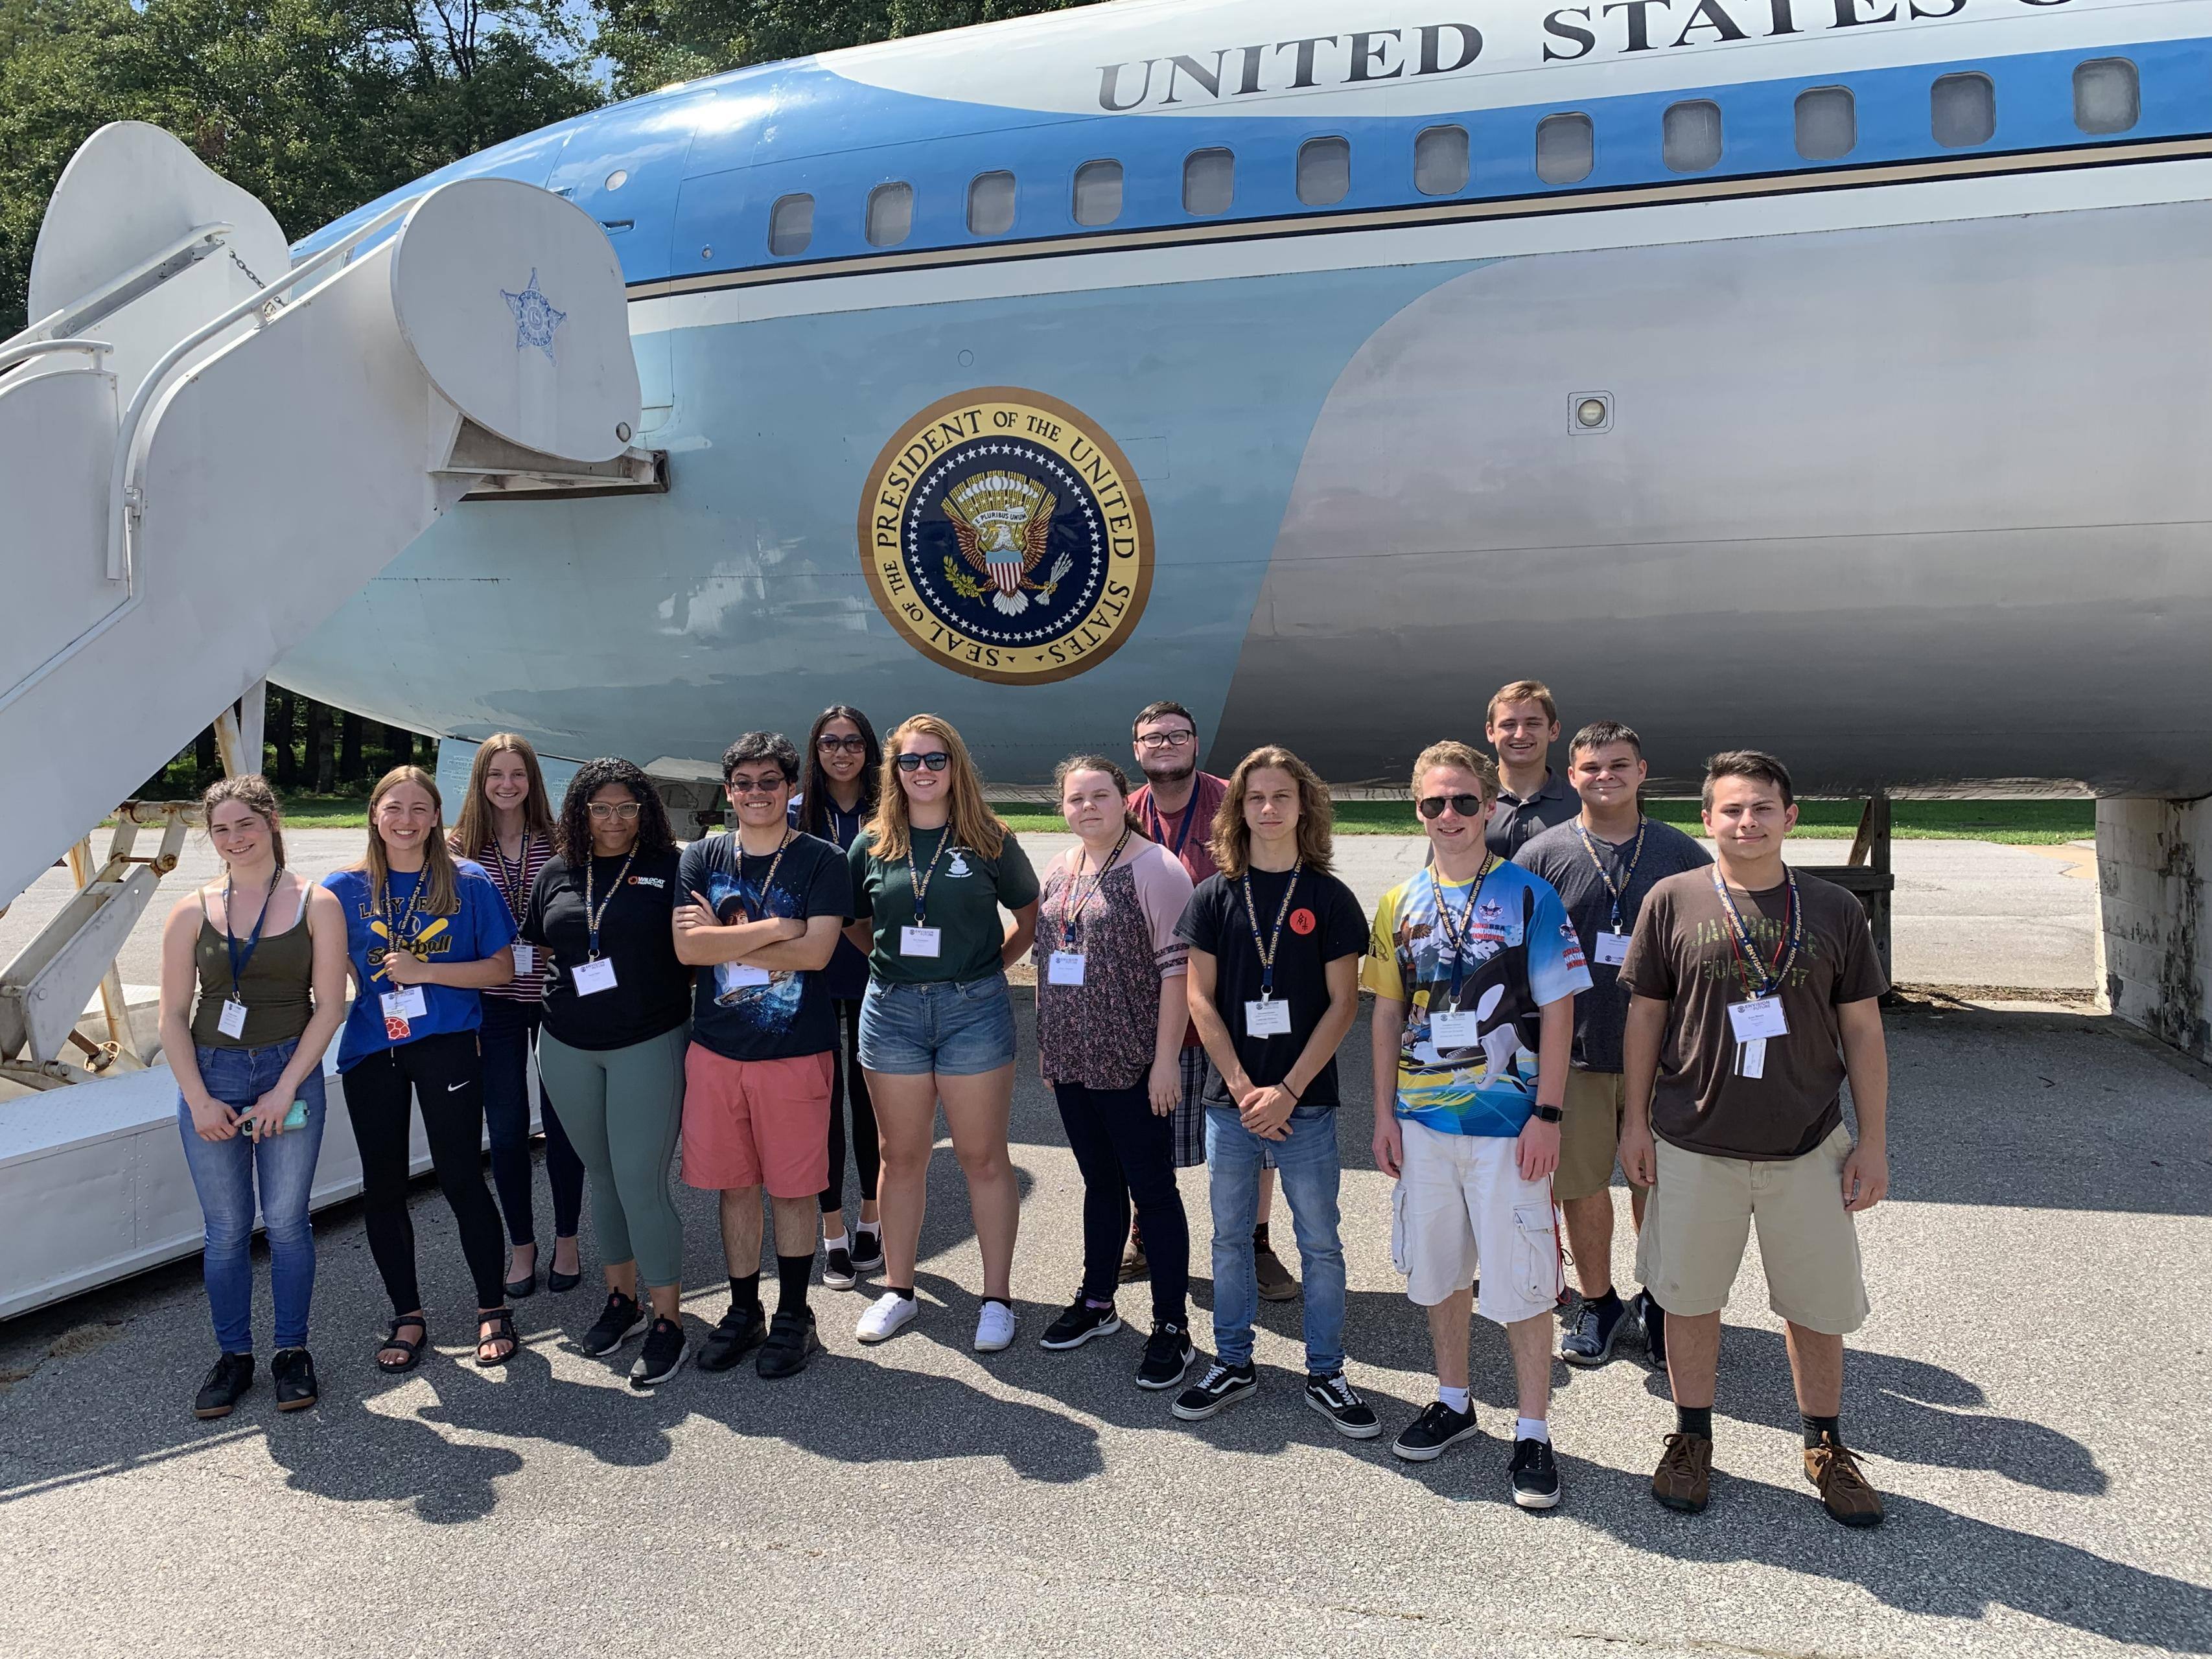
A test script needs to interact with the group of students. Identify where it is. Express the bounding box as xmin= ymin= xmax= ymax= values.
xmin=159 ymin=680 xmax=1892 ymax=1528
